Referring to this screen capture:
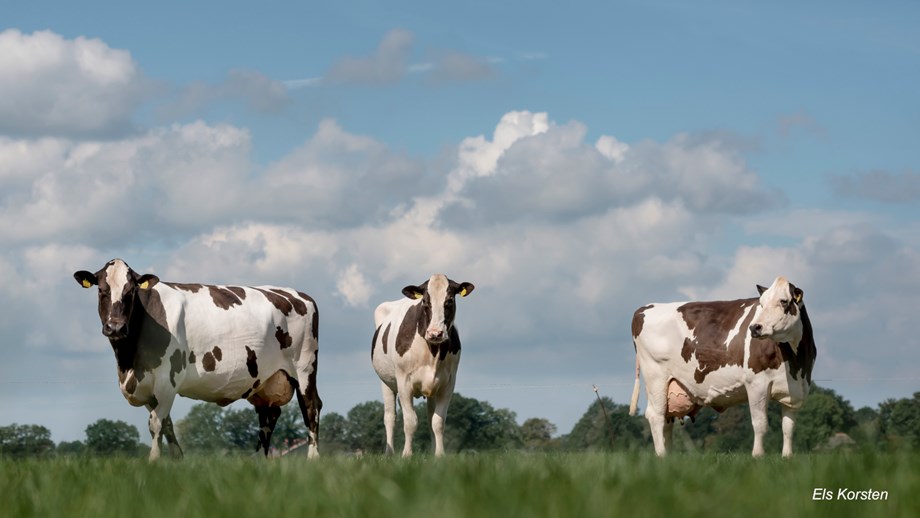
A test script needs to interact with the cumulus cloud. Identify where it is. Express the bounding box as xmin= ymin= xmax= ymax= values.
xmin=0 ymin=29 xmax=150 ymax=137
xmin=0 ymin=121 xmax=252 ymax=247
xmin=831 ymin=170 xmax=920 ymax=204
xmin=441 ymin=112 xmax=781 ymax=227
xmin=0 ymin=118 xmax=433 ymax=247
xmin=3 ymin=108 xmax=918 ymax=439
